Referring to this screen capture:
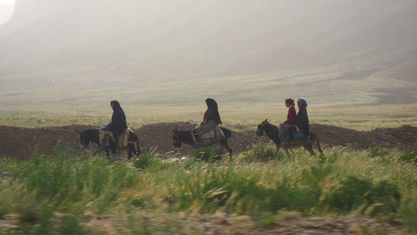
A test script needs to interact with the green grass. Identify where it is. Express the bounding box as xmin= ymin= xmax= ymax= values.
xmin=0 ymin=146 xmax=416 ymax=234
